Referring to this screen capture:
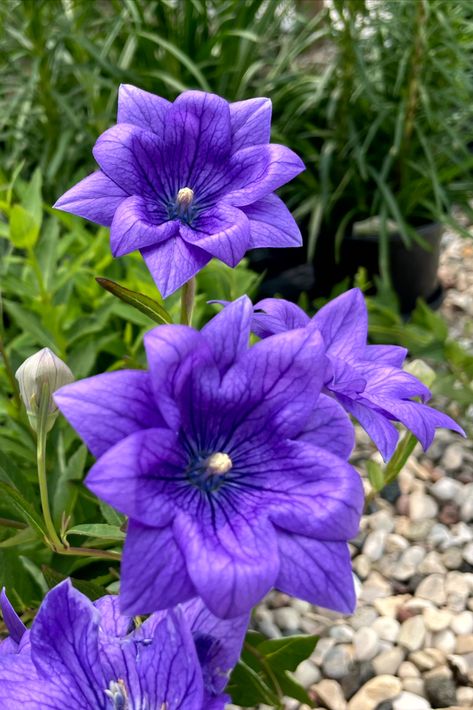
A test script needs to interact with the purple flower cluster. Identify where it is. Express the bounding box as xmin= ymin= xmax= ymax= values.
xmin=55 ymin=296 xmax=364 ymax=619
xmin=0 ymin=581 xmax=247 ymax=709
xmin=251 ymin=289 xmax=464 ymax=460
xmin=54 ymin=86 xmax=304 ymax=297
